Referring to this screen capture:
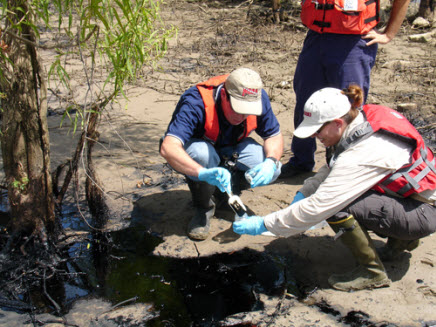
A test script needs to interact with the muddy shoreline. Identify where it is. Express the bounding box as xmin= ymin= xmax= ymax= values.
xmin=1 ymin=0 xmax=435 ymax=326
